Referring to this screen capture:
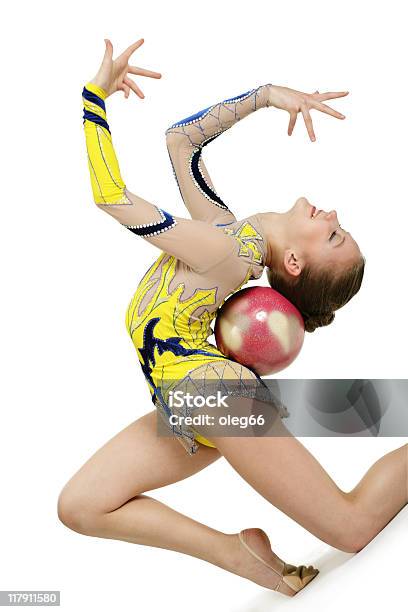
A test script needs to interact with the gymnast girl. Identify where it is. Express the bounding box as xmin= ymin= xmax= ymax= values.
xmin=57 ymin=38 xmax=408 ymax=596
